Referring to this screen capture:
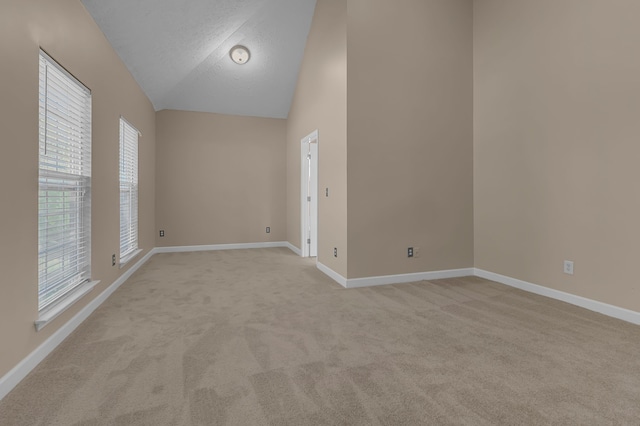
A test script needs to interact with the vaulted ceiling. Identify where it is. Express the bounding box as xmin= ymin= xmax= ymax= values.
xmin=81 ymin=0 xmax=317 ymax=119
